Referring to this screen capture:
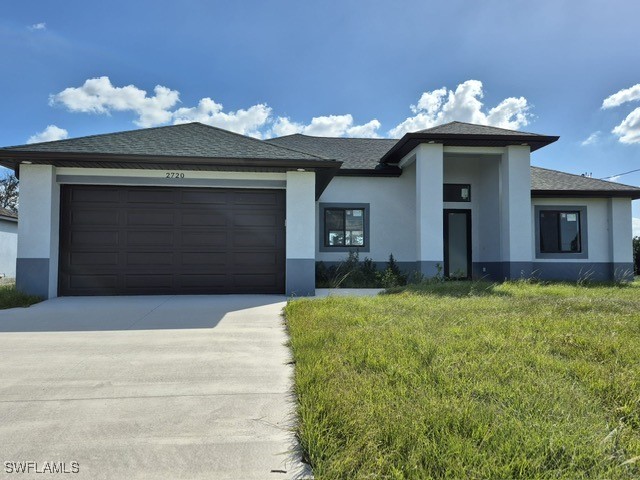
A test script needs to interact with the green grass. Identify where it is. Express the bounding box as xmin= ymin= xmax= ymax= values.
xmin=285 ymin=280 xmax=640 ymax=479
xmin=0 ymin=285 xmax=42 ymax=309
